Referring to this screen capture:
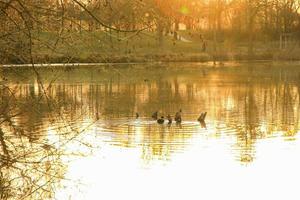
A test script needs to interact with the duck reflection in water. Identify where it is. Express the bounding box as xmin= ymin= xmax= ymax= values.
xmin=198 ymin=112 xmax=207 ymax=128
xmin=175 ymin=109 xmax=182 ymax=124
xmin=167 ymin=115 xmax=172 ymax=124
xmin=157 ymin=116 xmax=165 ymax=124
xmin=152 ymin=111 xmax=158 ymax=120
